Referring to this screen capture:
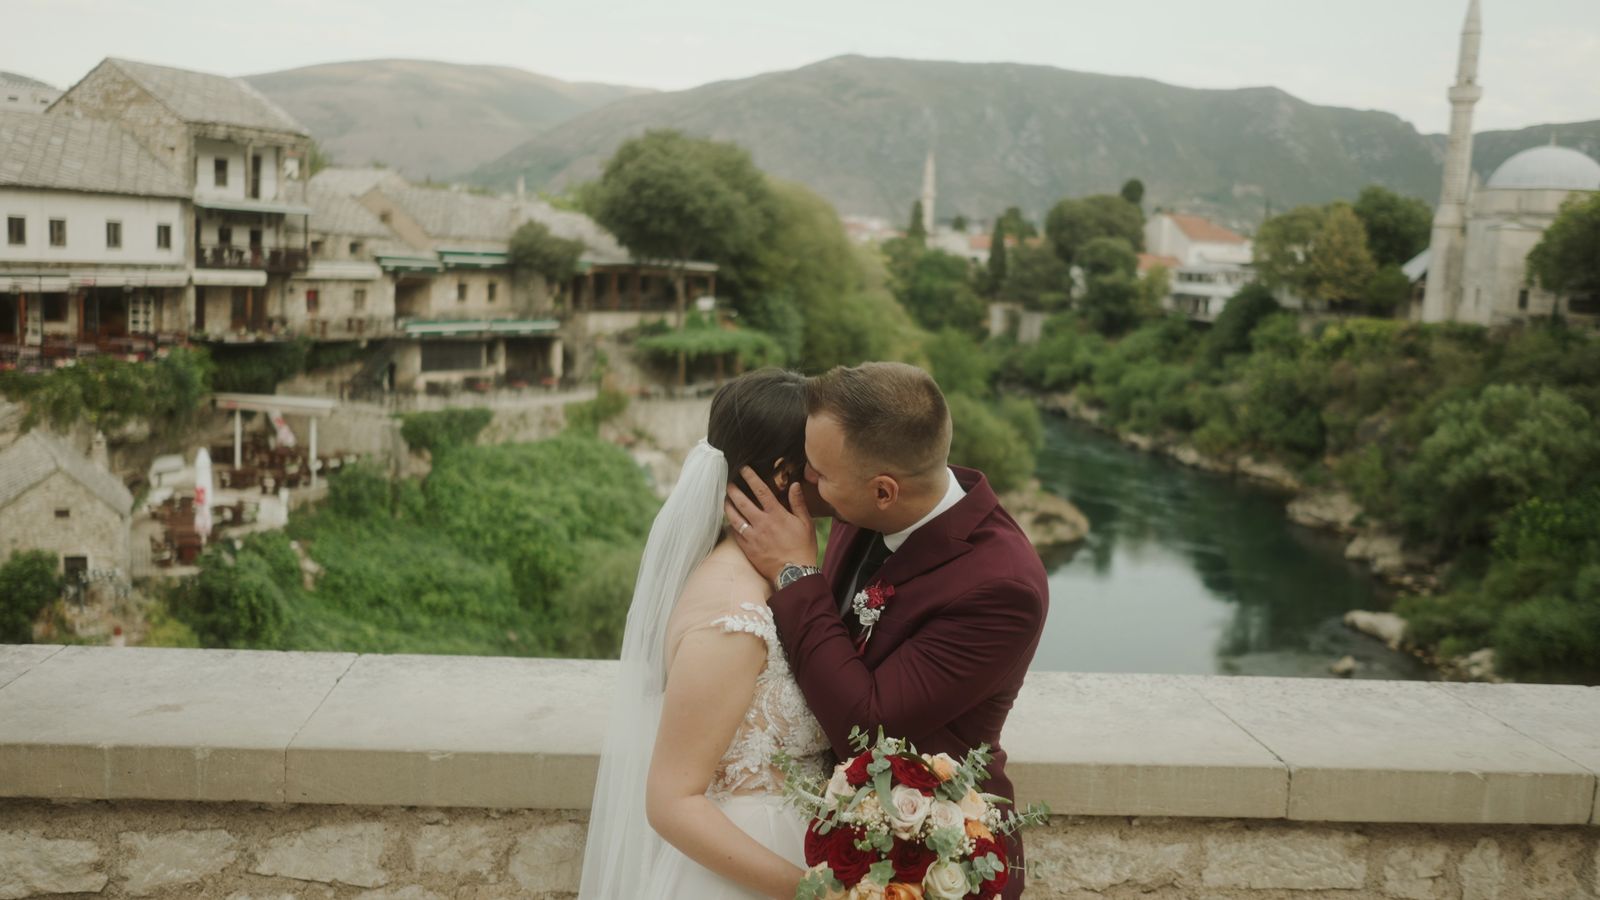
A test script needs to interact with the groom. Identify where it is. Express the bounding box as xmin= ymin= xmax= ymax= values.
xmin=726 ymin=361 xmax=1048 ymax=900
